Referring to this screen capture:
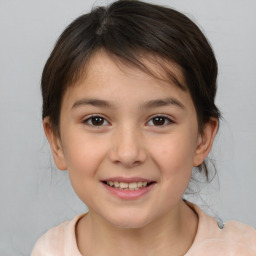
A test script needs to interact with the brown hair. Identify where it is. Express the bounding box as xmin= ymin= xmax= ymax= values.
xmin=41 ymin=0 xmax=221 ymax=179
